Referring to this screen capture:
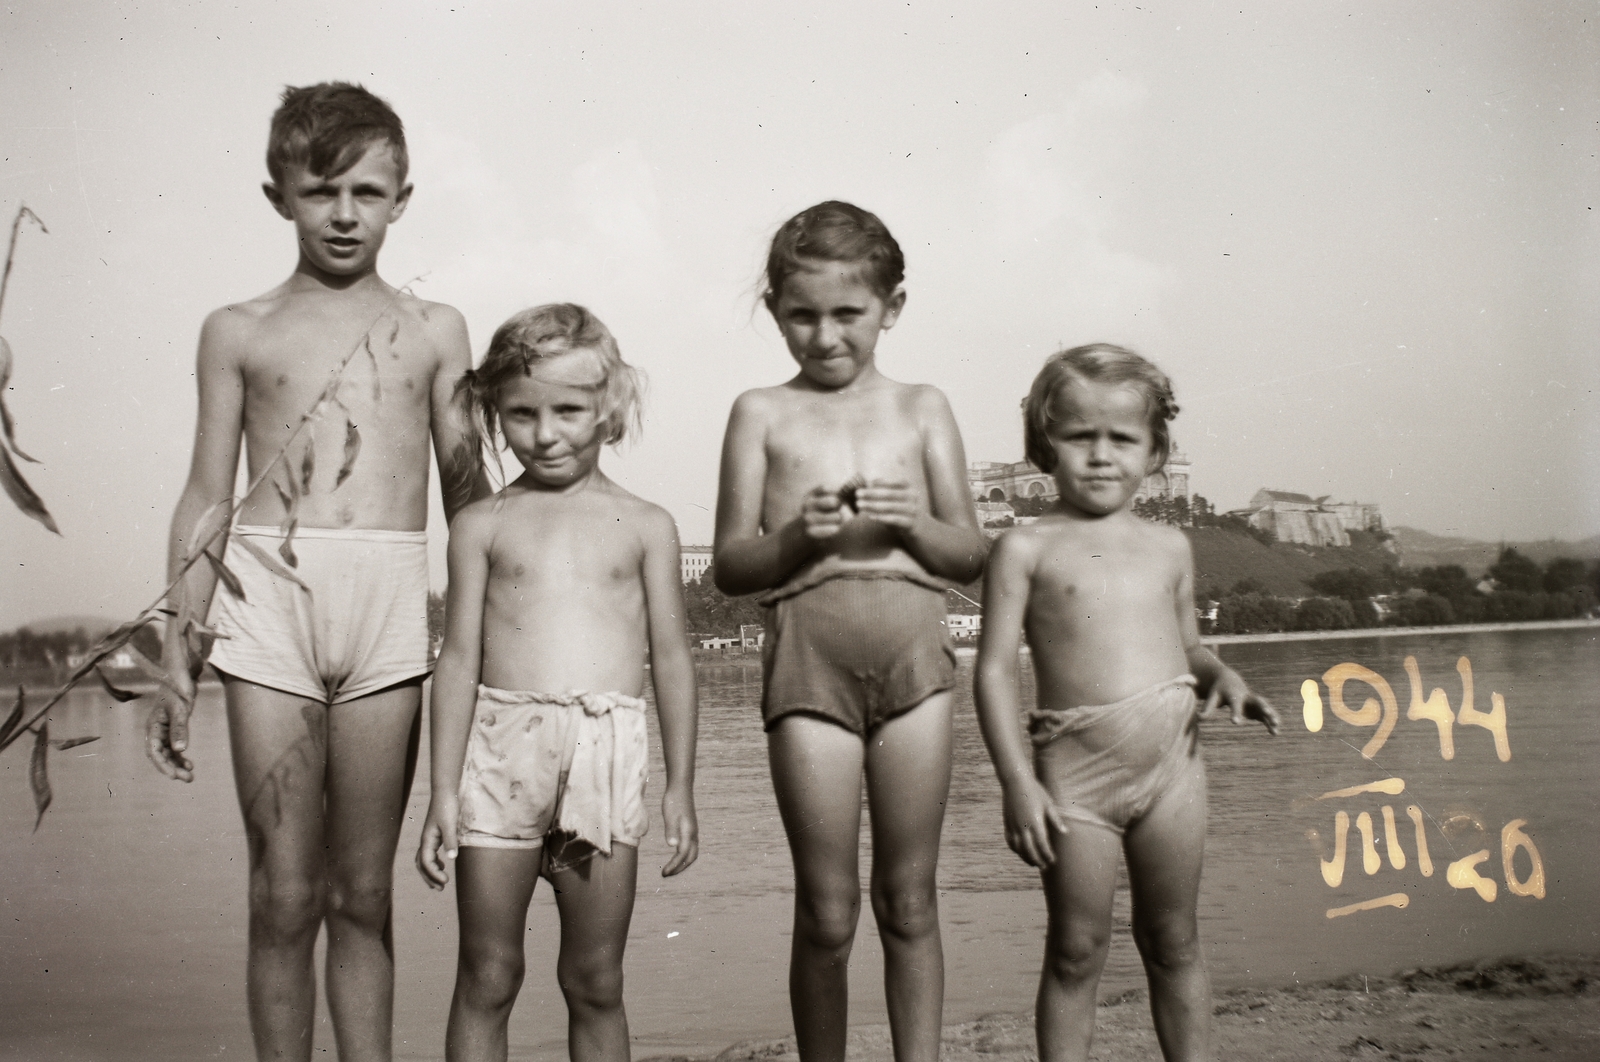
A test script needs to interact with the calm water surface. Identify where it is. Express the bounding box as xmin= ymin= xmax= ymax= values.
xmin=1 ymin=626 xmax=1595 ymax=1059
